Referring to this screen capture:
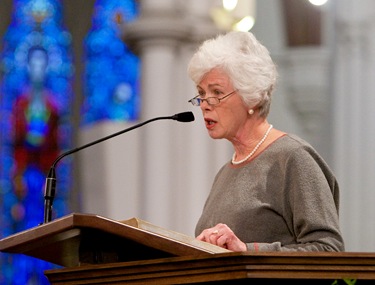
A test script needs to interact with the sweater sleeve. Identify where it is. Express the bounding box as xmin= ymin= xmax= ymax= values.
xmin=247 ymin=144 xmax=345 ymax=252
